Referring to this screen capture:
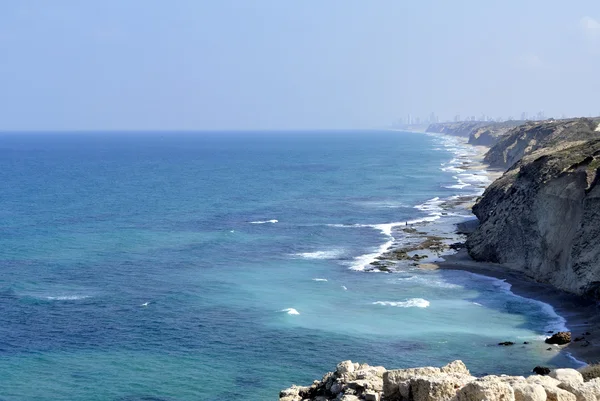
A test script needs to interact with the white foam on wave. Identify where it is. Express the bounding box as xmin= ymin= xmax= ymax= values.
xmin=373 ymin=298 xmax=430 ymax=308
xmin=414 ymin=197 xmax=444 ymax=214
xmin=294 ymin=249 xmax=344 ymax=260
xmin=358 ymin=200 xmax=407 ymax=209
xmin=45 ymin=295 xmax=90 ymax=301
xmin=349 ymin=238 xmax=394 ymax=271
xmin=341 ymin=286 xmax=347 ymax=290
xmin=458 ymin=172 xmax=490 ymax=184
xmin=312 ymin=278 xmax=328 ymax=282
xmin=250 ymin=219 xmax=278 ymax=224
xmin=280 ymin=308 xmax=300 ymax=315
xmin=396 ymin=275 xmax=462 ymax=289
xmin=444 ymin=179 xmax=471 ymax=189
